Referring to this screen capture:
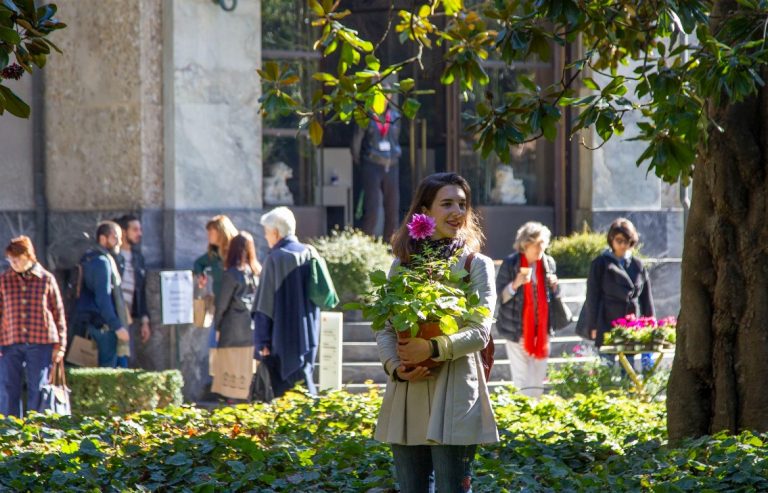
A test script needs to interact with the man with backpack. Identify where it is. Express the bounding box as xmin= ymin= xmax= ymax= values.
xmin=70 ymin=221 xmax=130 ymax=367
